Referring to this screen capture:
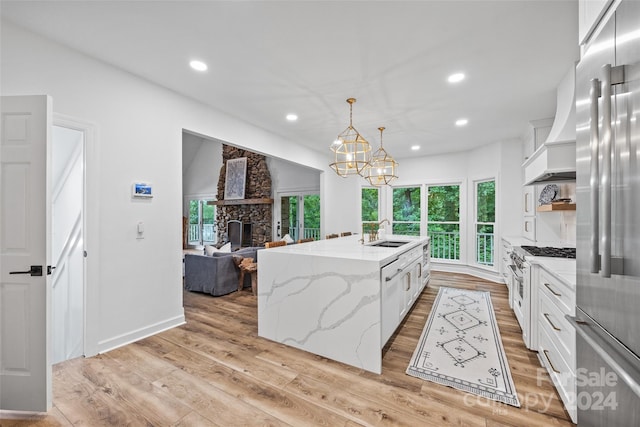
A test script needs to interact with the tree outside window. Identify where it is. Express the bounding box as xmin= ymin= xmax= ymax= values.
xmin=427 ymin=185 xmax=460 ymax=260
xmin=476 ymin=180 xmax=495 ymax=266
xmin=392 ymin=187 xmax=421 ymax=236
xmin=361 ymin=187 xmax=379 ymax=235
